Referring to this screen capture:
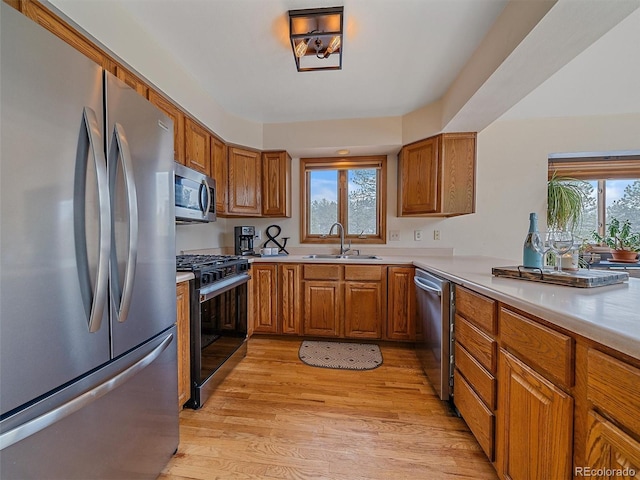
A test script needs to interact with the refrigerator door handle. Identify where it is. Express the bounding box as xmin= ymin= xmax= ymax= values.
xmin=75 ymin=106 xmax=110 ymax=333
xmin=110 ymin=122 xmax=139 ymax=323
xmin=0 ymin=332 xmax=173 ymax=451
